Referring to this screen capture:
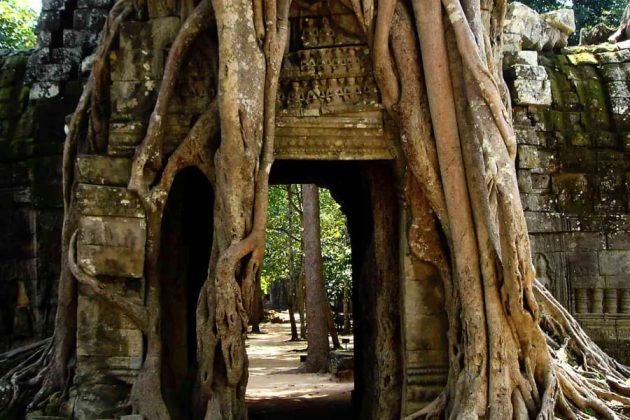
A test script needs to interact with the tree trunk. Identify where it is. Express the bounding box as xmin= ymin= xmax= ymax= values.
xmin=297 ymin=272 xmax=307 ymax=340
xmin=342 ymin=286 xmax=351 ymax=334
xmin=302 ymin=184 xmax=329 ymax=372
xmin=287 ymin=297 xmax=299 ymax=341
xmin=326 ymin=303 xmax=341 ymax=349
xmin=250 ymin=272 xmax=264 ymax=333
